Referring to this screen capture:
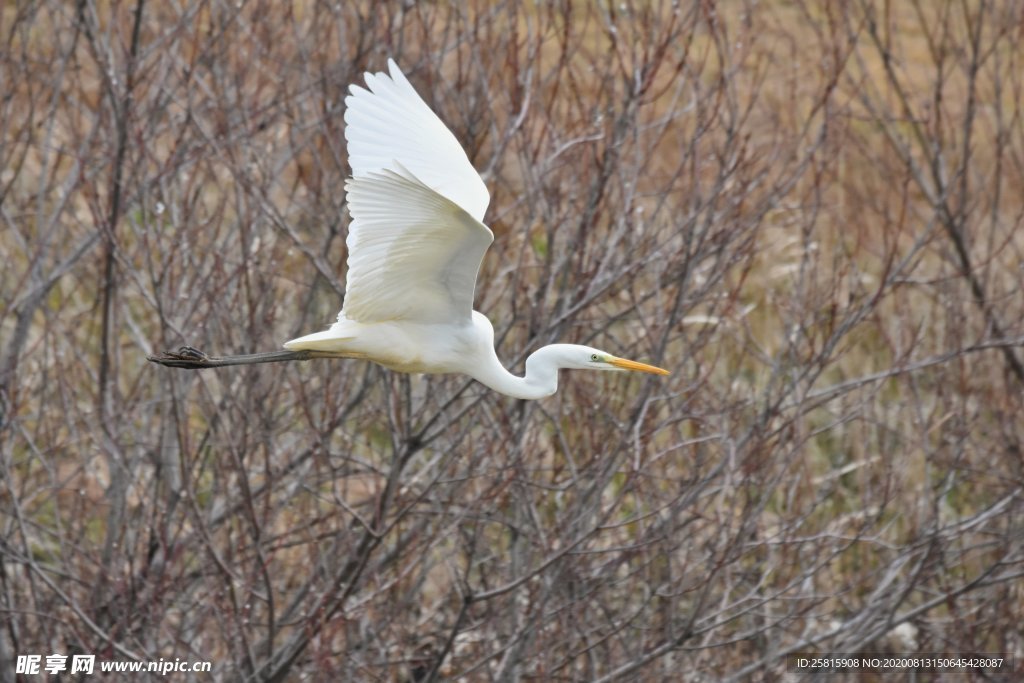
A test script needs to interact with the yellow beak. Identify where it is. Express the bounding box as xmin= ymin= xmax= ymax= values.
xmin=608 ymin=356 xmax=670 ymax=376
